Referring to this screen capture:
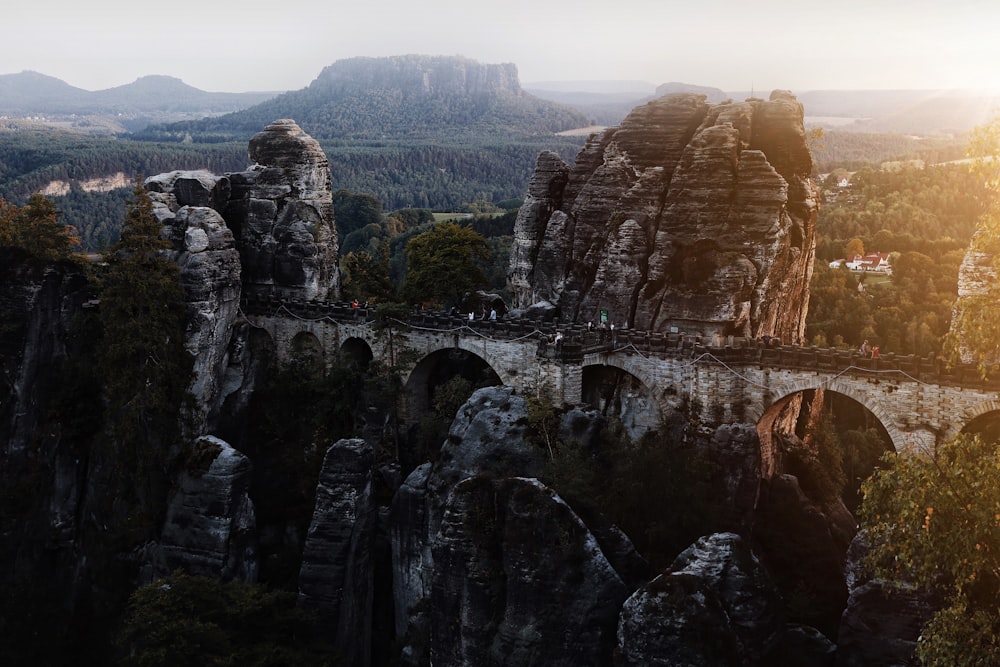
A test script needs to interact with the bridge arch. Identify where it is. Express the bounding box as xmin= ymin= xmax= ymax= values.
xmin=754 ymin=378 xmax=905 ymax=453
xmin=959 ymin=399 xmax=1000 ymax=442
xmin=581 ymin=355 xmax=663 ymax=441
xmin=290 ymin=331 xmax=323 ymax=365
xmin=402 ymin=347 xmax=504 ymax=419
xmin=340 ymin=336 xmax=373 ymax=369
